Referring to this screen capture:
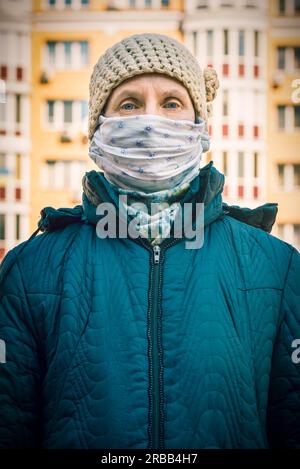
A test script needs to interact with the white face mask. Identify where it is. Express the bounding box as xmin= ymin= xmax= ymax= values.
xmin=88 ymin=113 xmax=210 ymax=195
